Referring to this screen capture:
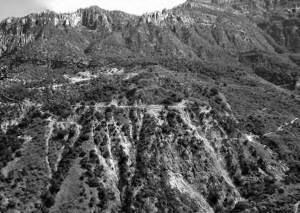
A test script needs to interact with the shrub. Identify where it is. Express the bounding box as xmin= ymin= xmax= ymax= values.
xmin=15 ymin=150 xmax=23 ymax=158
xmin=277 ymin=187 xmax=285 ymax=194
xmin=207 ymin=191 xmax=220 ymax=206
xmin=41 ymin=192 xmax=55 ymax=208
xmin=55 ymin=129 xmax=68 ymax=140
xmin=88 ymin=177 xmax=102 ymax=188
